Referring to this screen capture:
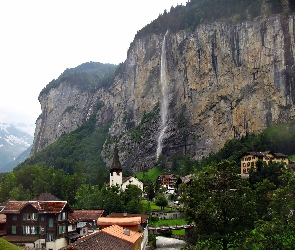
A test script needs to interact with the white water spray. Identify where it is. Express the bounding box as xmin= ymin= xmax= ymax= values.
xmin=156 ymin=32 xmax=169 ymax=159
